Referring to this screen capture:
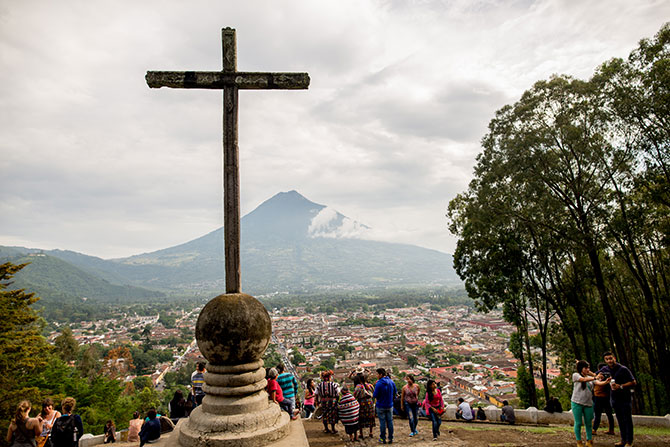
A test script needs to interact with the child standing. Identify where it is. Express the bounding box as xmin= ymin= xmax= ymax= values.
xmin=337 ymin=386 xmax=360 ymax=442
xmin=303 ymin=379 xmax=316 ymax=419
